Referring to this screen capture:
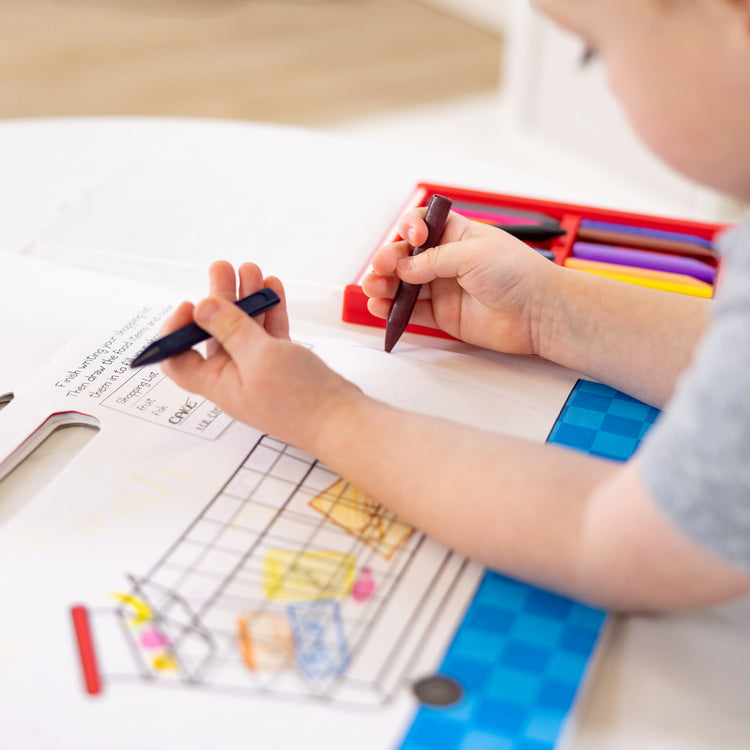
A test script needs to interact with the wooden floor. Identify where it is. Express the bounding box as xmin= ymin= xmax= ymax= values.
xmin=0 ymin=0 xmax=502 ymax=126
